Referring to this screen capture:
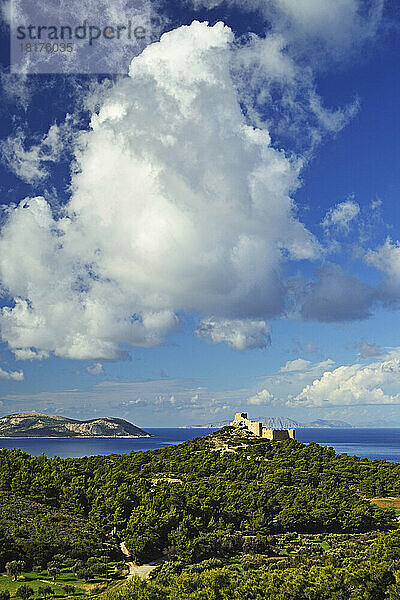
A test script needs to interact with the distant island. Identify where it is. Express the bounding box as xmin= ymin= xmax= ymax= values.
xmin=180 ymin=416 xmax=353 ymax=429
xmin=0 ymin=413 xmax=150 ymax=438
